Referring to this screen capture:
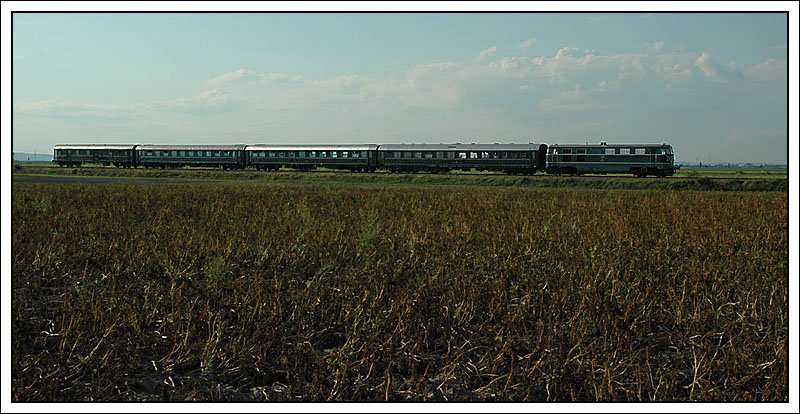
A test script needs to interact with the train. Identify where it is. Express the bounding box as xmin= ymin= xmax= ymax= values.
xmin=52 ymin=141 xmax=678 ymax=177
